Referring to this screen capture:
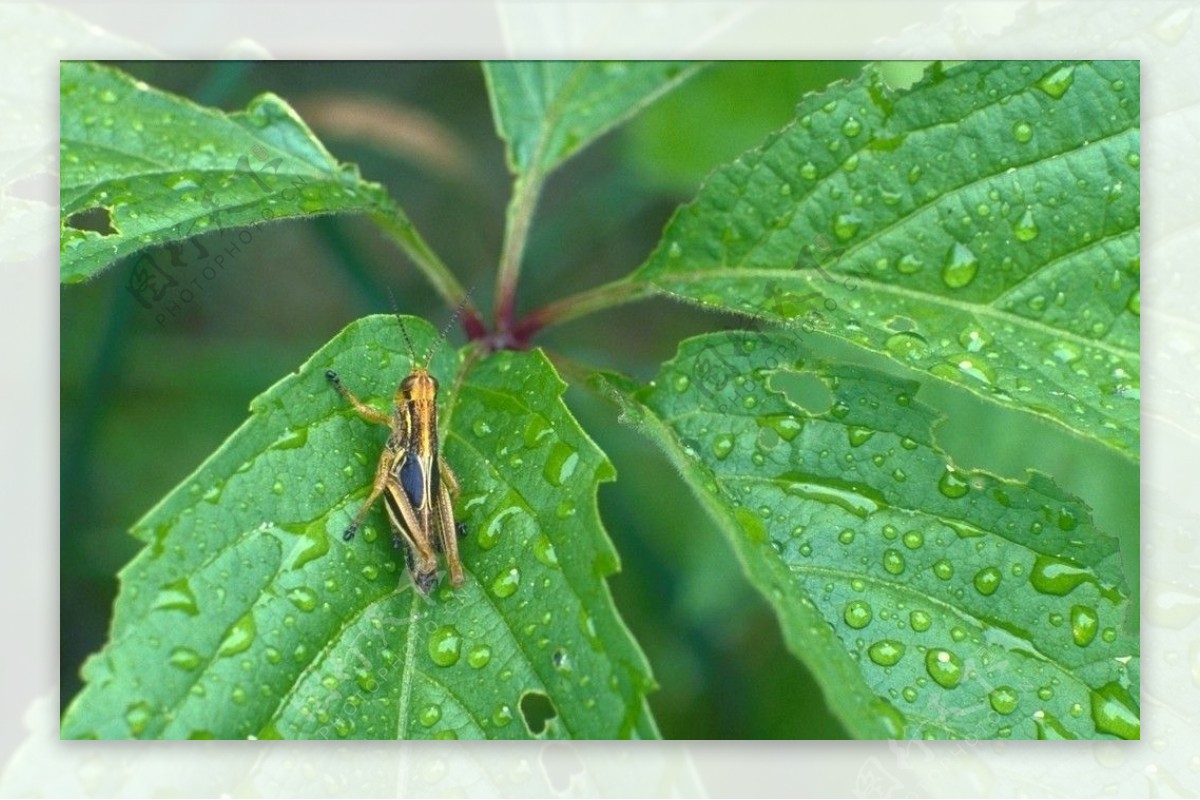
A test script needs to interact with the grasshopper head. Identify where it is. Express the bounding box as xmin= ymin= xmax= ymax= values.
xmin=397 ymin=369 xmax=439 ymax=405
